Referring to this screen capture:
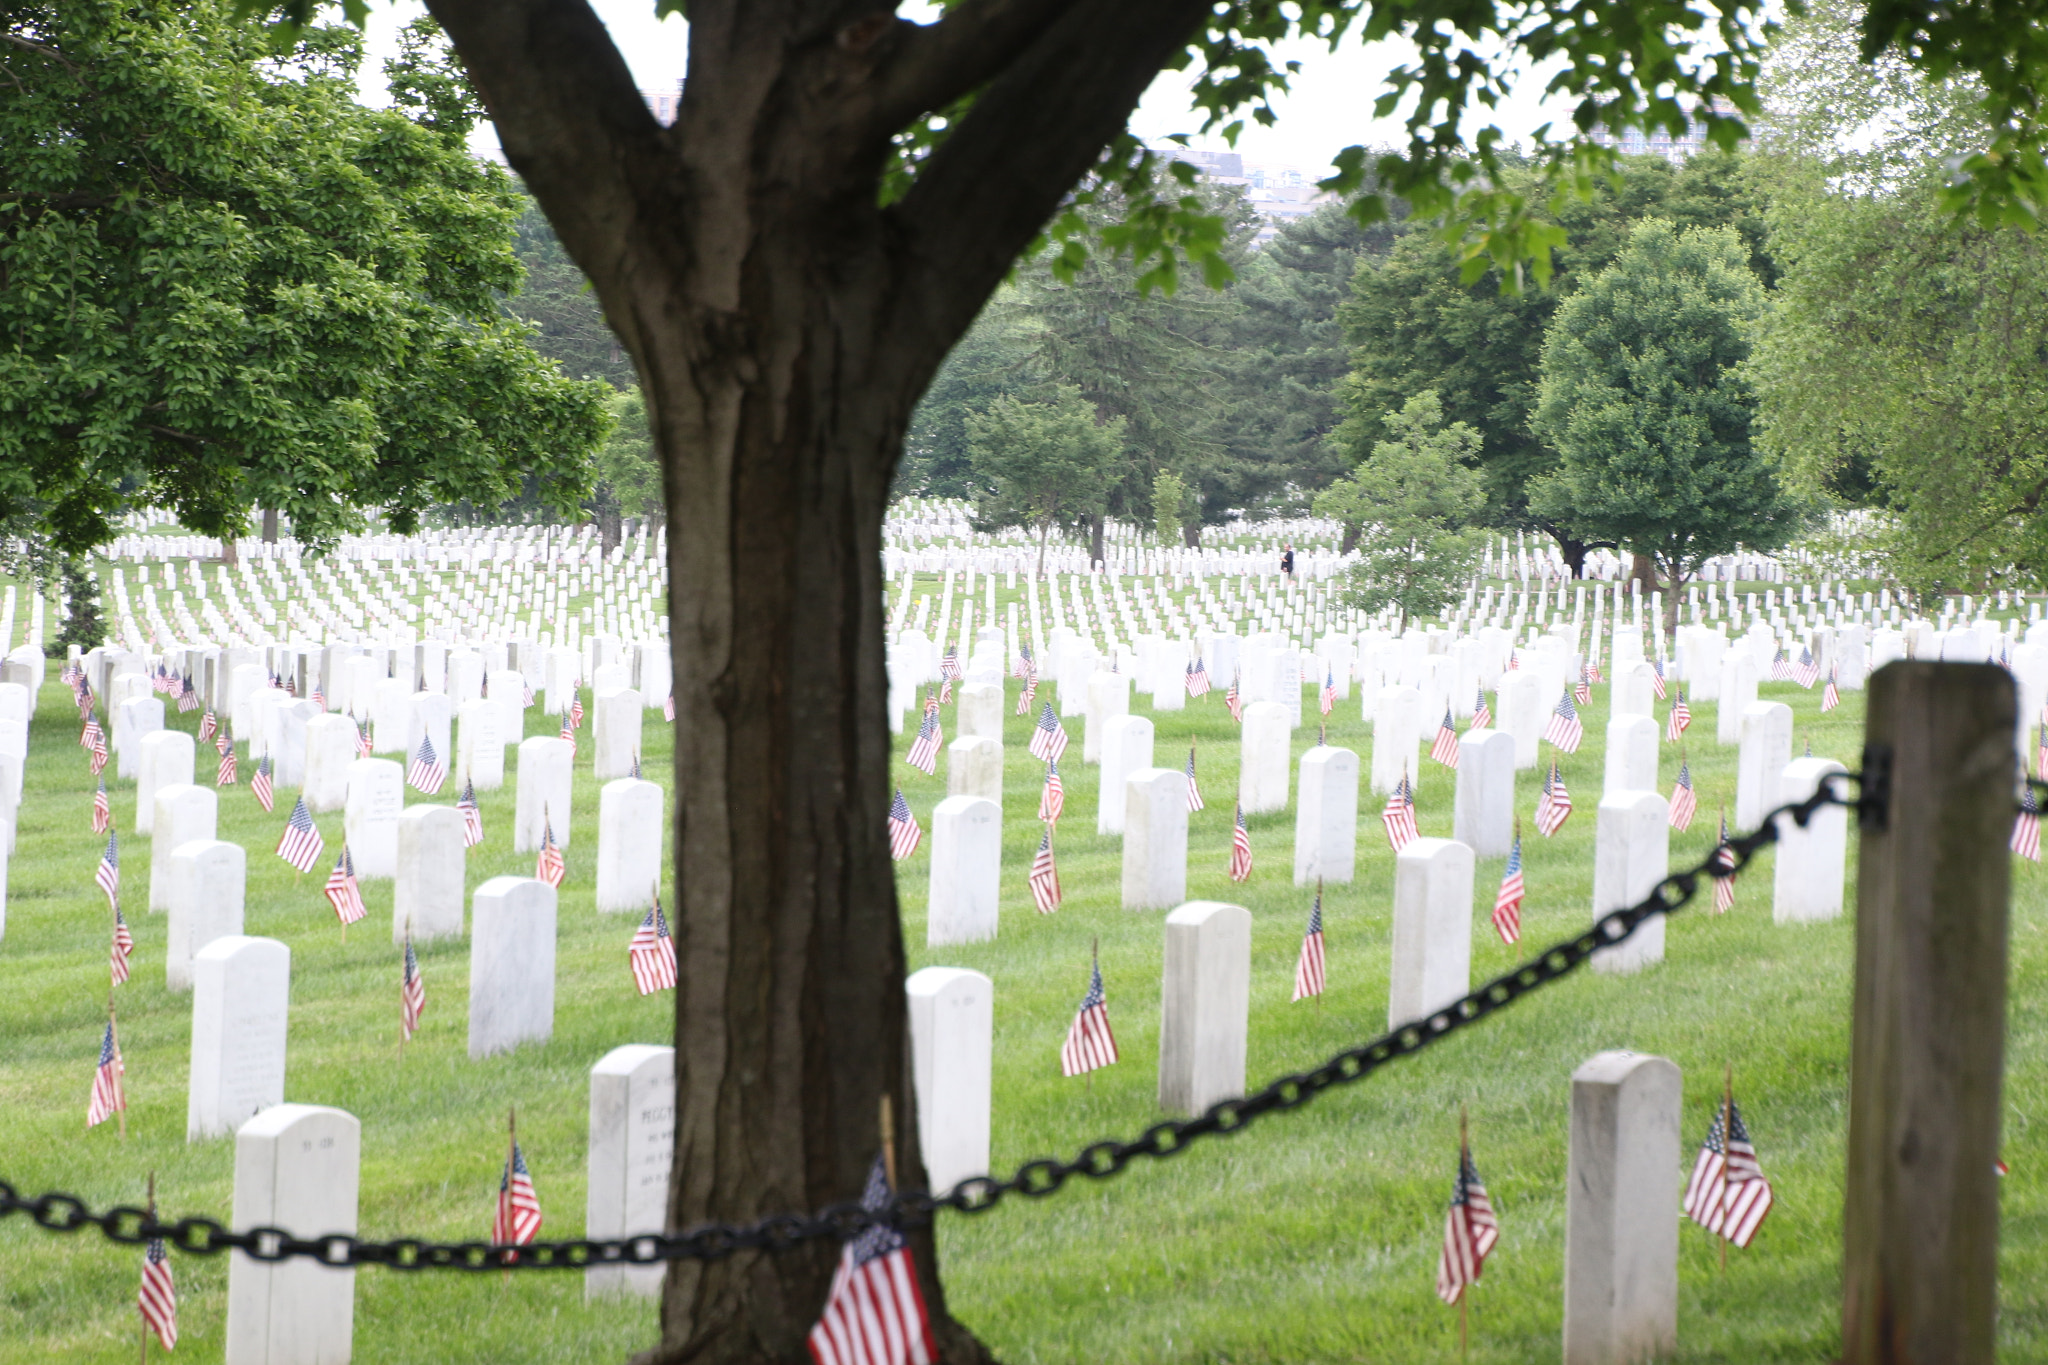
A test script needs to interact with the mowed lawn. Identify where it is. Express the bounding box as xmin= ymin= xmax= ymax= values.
xmin=0 ymin=584 xmax=2040 ymax=1361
